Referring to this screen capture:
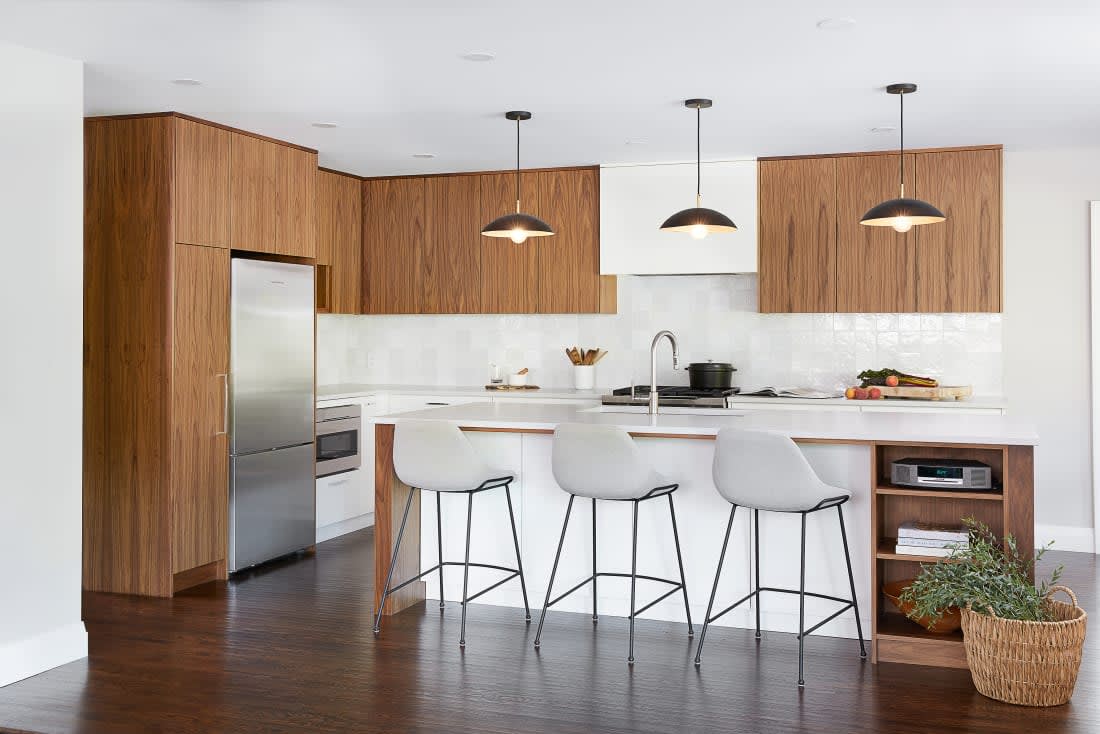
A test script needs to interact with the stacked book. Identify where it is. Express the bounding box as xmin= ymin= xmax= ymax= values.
xmin=895 ymin=521 xmax=970 ymax=557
